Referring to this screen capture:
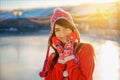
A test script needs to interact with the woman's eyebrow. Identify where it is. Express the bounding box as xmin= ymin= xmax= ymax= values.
xmin=55 ymin=27 xmax=60 ymax=29
xmin=55 ymin=28 xmax=60 ymax=31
